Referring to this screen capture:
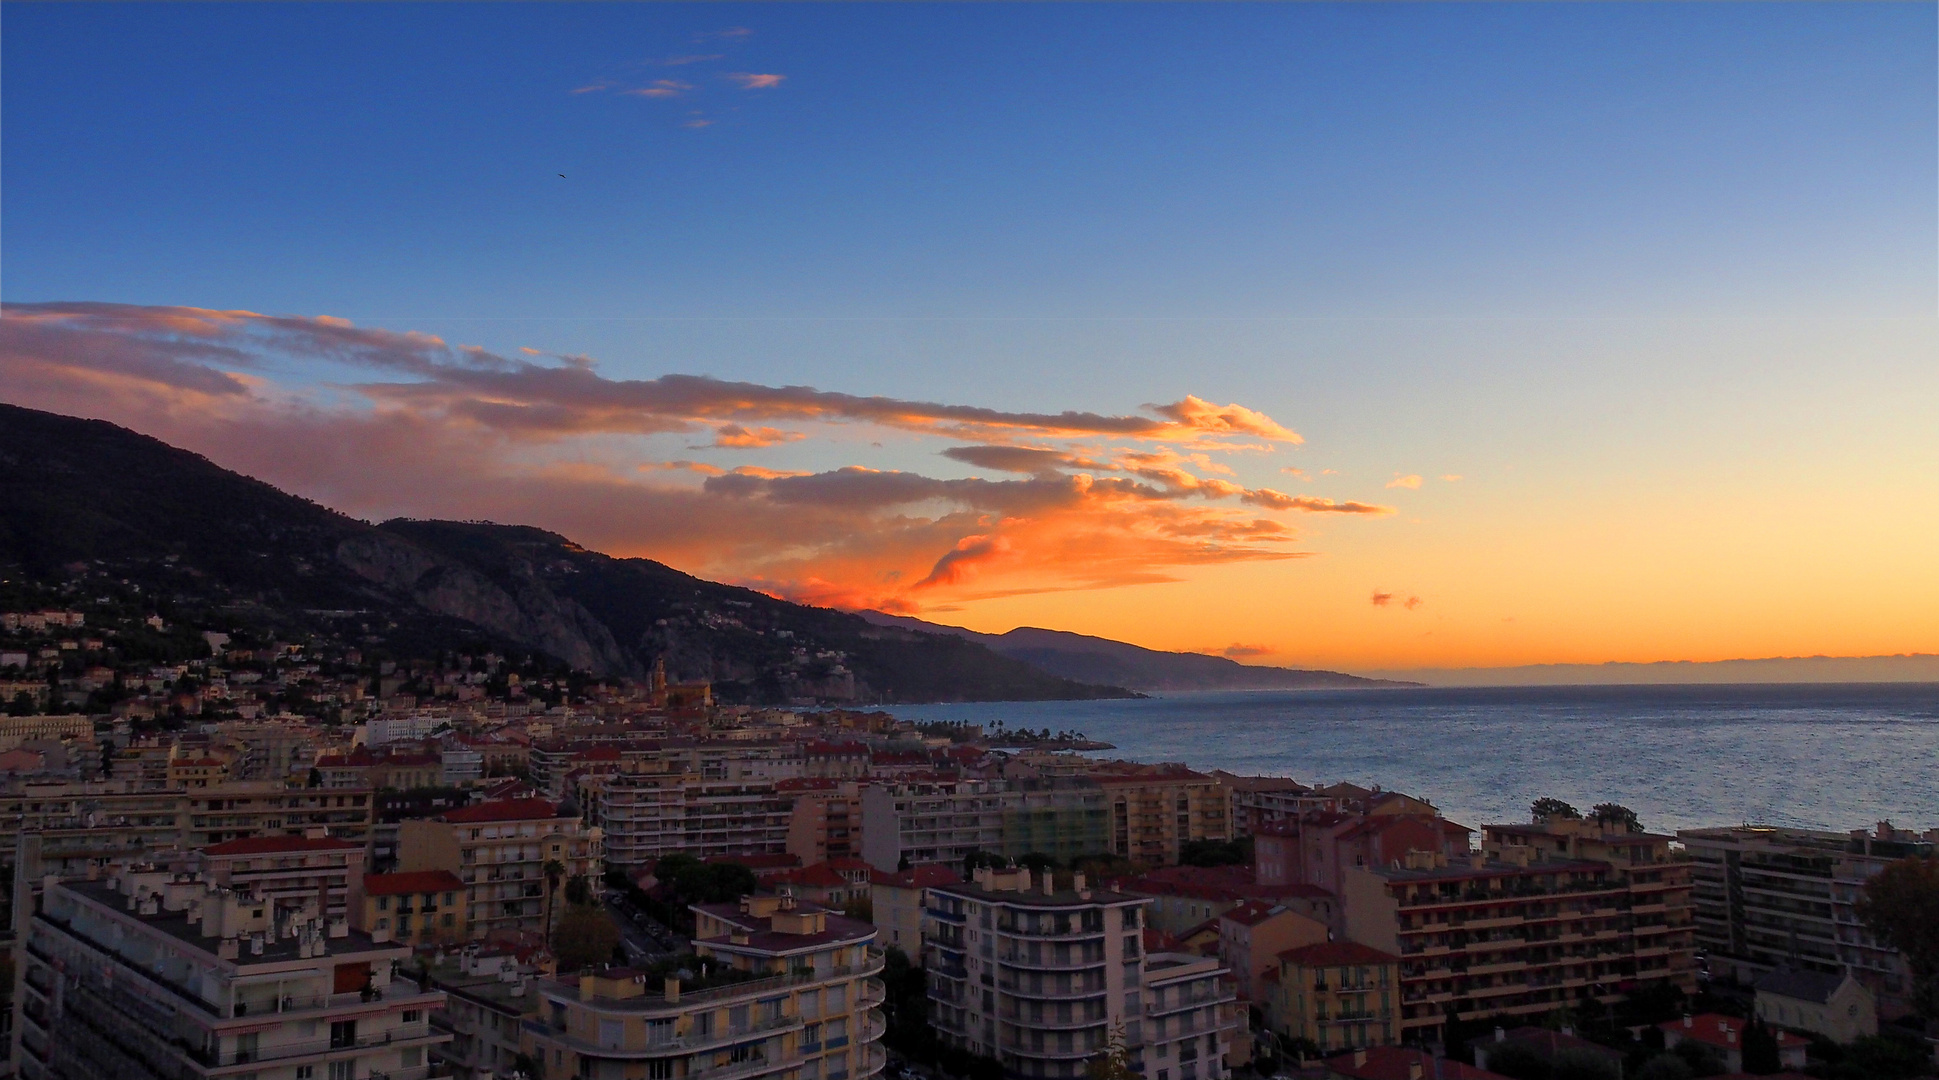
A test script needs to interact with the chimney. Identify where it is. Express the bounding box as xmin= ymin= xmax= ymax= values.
xmin=1408 ymin=1063 xmax=1423 ymax=1080
xmin=1683 ymin=1014 xmax=1693 ymax=1028
xmin=1494 ymin=1026 xmax=1505 ymax=1042
xmin=665 ymin=976 xmax=681 ymax=1002
xmin=1353 ymin=1049 xmax=1367 ymax=1067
